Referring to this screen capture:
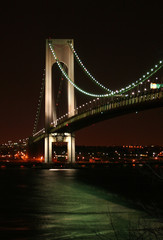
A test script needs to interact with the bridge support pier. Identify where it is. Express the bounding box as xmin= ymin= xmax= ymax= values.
xmin=67 ymin=133 xmax=75 ymax=163
xmin=44 ymin=134 xmax=53 ymax=163
xmin=44 ymin=133 xmax=75 ymax=163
